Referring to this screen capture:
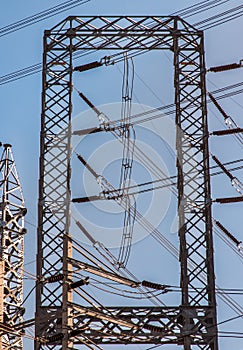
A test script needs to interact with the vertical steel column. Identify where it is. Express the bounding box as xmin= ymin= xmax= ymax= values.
xmin=0 ymin=144 xmax=25 ymax=349
xmin=174 ymin=19 xmax=218 ymax=350
xmin=35 ymin=27 xmax=73 ymax=349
